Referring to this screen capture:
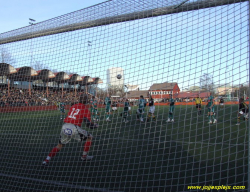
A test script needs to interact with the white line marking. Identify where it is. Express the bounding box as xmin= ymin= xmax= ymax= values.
xmin=97 ymin=137 xmax=247 ymax=146
xmin=0 ymin=133 xmax=246 ymax=146
xmin=0 ymin=173 xmax=124 ymax=192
